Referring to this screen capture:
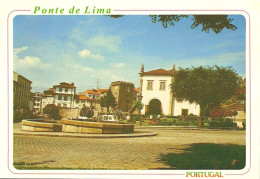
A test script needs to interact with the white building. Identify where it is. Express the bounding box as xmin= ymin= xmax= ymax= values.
xmin=41 ymin=95 xmax=54 ymax=113
xmin=33 ymin=92 xmax=42 ymax=113
xmin=53 ymin=82 xmax=76 ymax=108
xmin=139 ymin=65 xmax=200 ymax=116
